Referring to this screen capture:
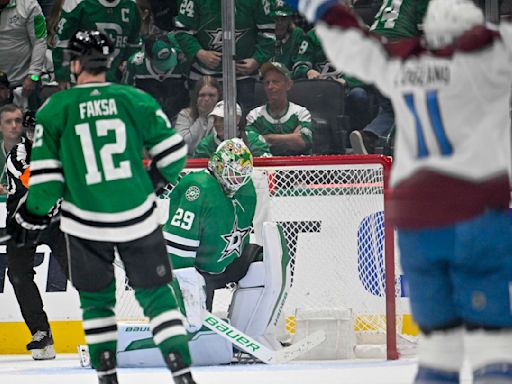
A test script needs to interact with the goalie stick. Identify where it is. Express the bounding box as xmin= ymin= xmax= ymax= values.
xmin=202 ymin=311 xmax=326 ymax=364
